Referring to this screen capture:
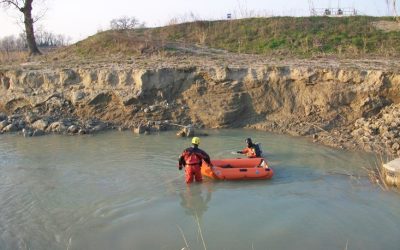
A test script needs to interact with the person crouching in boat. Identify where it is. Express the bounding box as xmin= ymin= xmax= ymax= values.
xmin=237 ymin=138 xmax=262 ymax=158
xmin=178 ymin=137 xmax=211 ymax=184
